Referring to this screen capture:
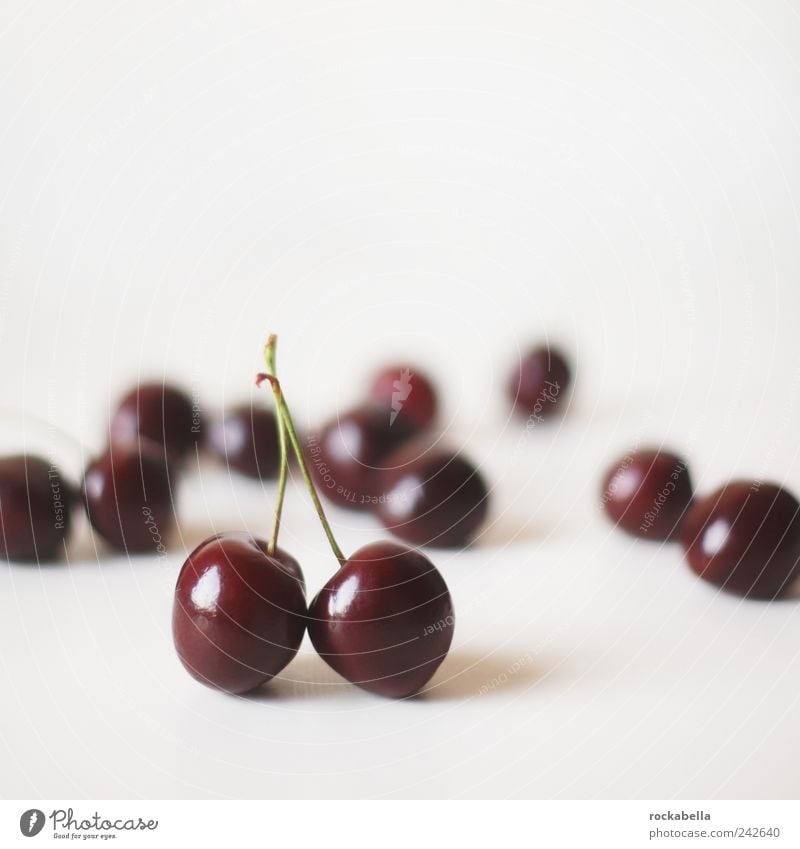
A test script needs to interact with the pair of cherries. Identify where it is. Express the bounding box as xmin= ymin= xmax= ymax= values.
xmin=601 ymin=449 xmax=800 ymax=599
xmin=310 ymin=366 xmax=490 ymax=548
xmin=0 ymin=383 xmax=193 ymax=562
xmin=172 ymin=337 xmax=455 ymax=698
xmin=81 ymin=382 xmax=198 ymax=553
xmin=112 ymin=378 xmax=284 ymax=482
